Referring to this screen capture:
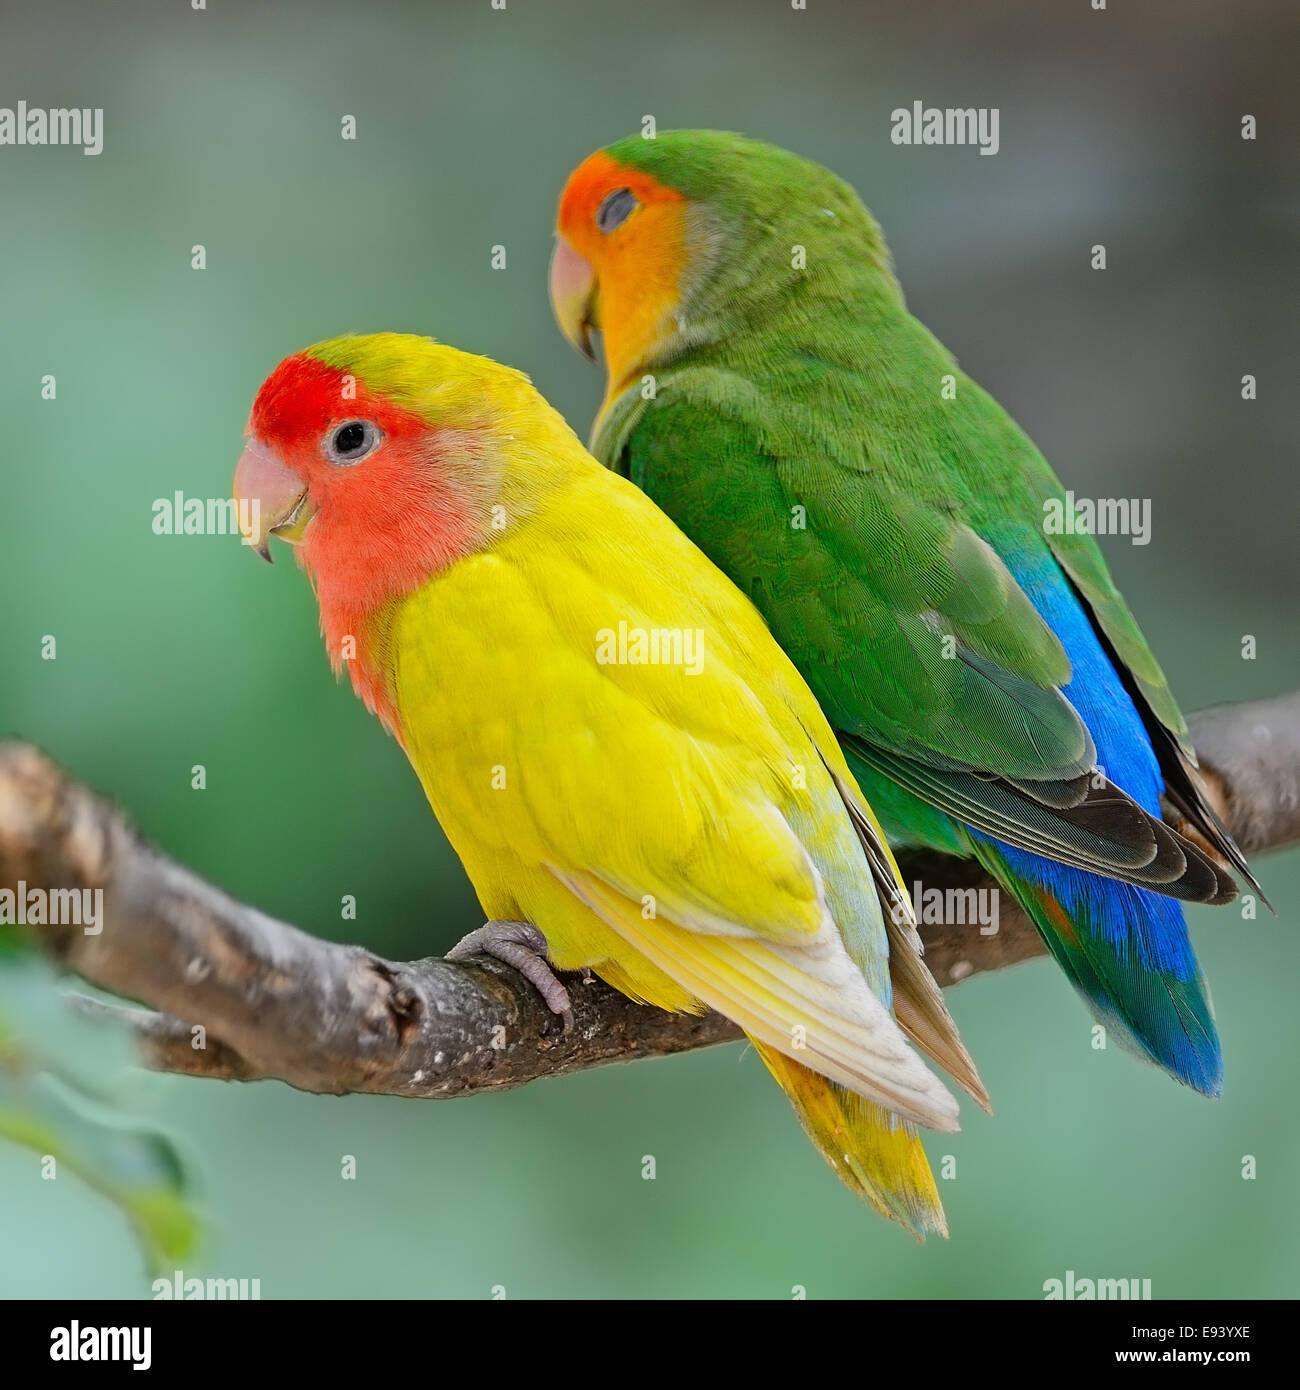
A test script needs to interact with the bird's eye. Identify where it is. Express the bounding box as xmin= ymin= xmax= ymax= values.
xmin=596 ymin=187 xmax=637 ymax=233
xmin=324 ymin=419 xmax=382 ymax=465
